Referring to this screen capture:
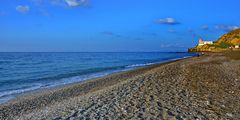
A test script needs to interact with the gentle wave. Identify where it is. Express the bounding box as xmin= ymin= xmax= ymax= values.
xmin=126 ymin=63 xmax=155 ymax=68
xmin=0 ymin=52 xmax=196 ymax=104
xmin=0 ymin=83 xmax=43 ymax=102
xmin=0 ymin=67 xmax=129 ymax=103
xmin=0 ymin=60 xmax=12 ymax=64
xmin=0 ymin=59 xmax=175 ymax=103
